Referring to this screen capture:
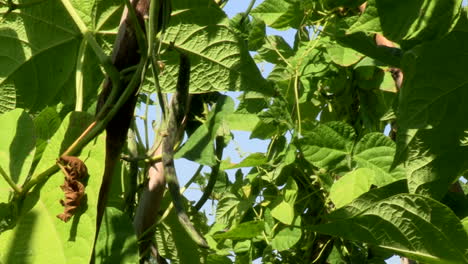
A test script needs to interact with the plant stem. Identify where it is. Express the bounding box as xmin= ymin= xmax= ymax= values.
xmin=240 ymin=0 xmax=256 ymax=24
xmin=75 ymin=38 xmax=86 ymax=112
xmin=0 ymin=165 xmax=22 ymax=194
xmin=293 ymin=72 xmax=301 ymax=134
xmin=144 ymin=93 xmax=150 ymax=150
xmin=59 ymin=0 xmax=120 ymax=89
xmin=20 ymin=164 xmax=58 ymax=195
